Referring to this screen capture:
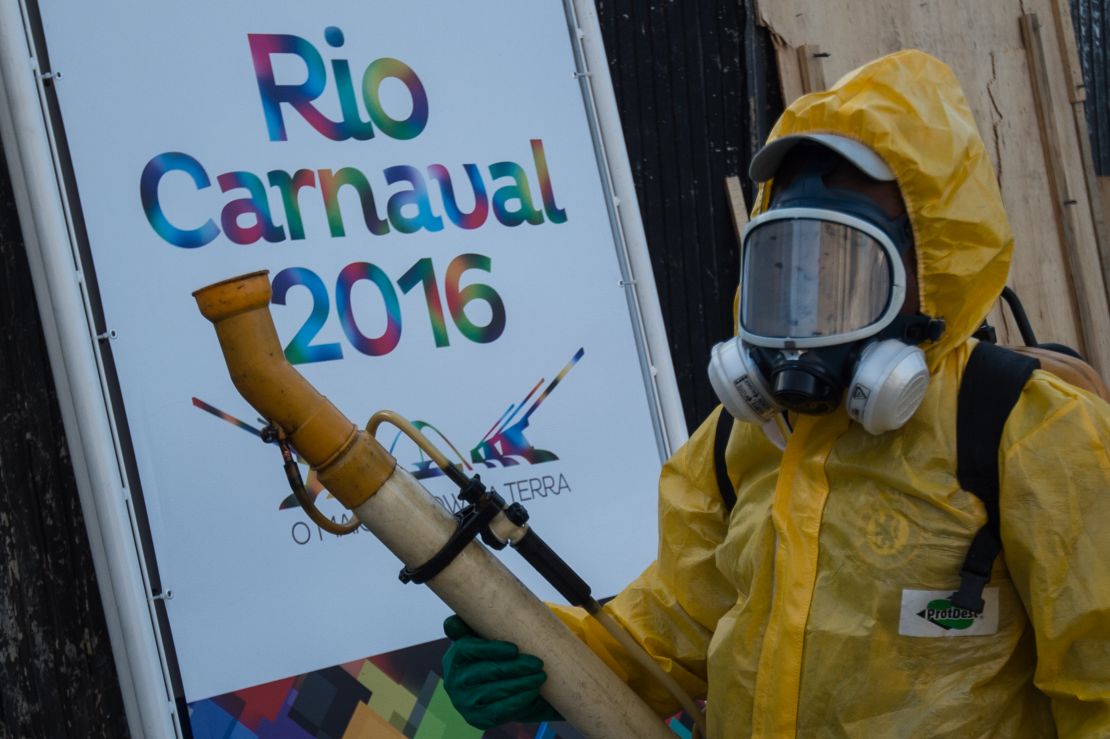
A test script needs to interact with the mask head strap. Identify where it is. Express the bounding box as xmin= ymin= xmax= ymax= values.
xmin=880 ymin=314 xmax=947 ymax=345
